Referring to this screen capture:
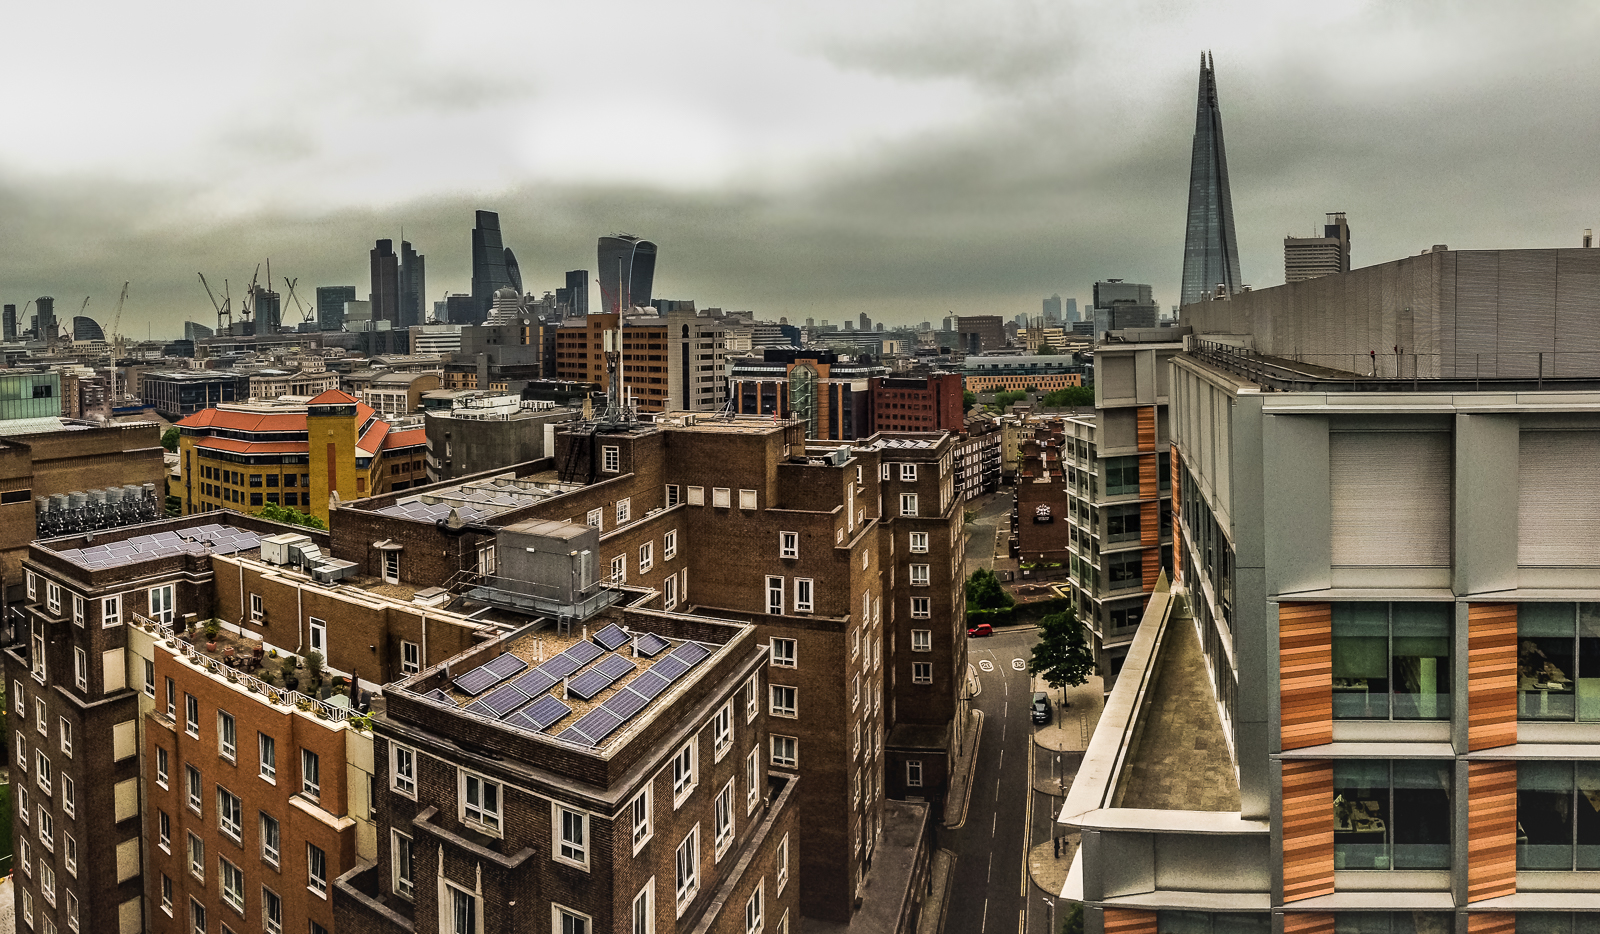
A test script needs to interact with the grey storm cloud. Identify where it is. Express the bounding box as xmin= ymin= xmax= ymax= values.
xmin=4 ymin=1 xmax=1600 ymax=338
